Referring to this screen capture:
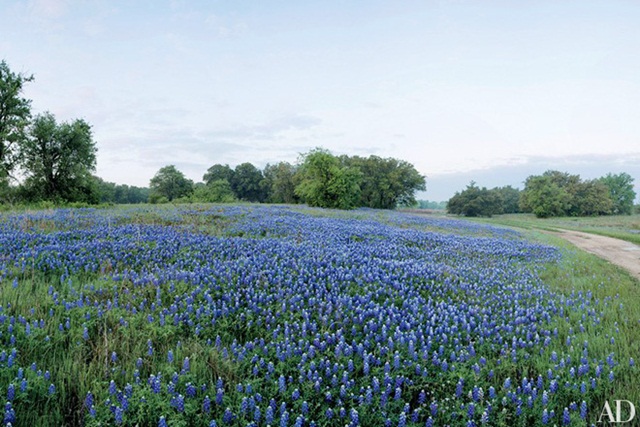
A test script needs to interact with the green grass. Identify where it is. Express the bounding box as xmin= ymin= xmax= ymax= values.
xmin=472 ymin=213 xmax=640 ymax=245
xmin=521 ymin=230 xmax=640 ymax=410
